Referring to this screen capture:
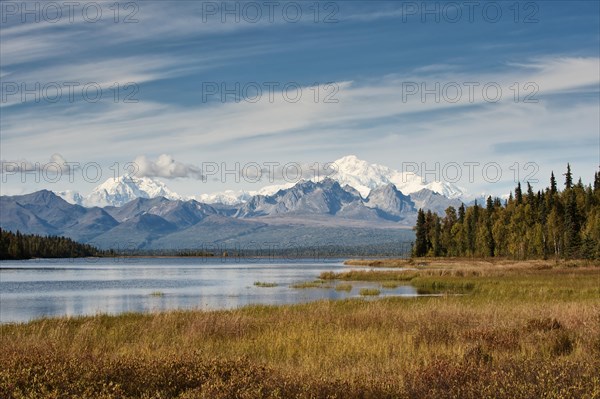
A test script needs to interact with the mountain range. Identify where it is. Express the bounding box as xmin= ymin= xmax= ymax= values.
xmin=1 ymin=156 xmax=469 ymax=251
xmin=56 ymin=155 xmax=468 ymax=207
